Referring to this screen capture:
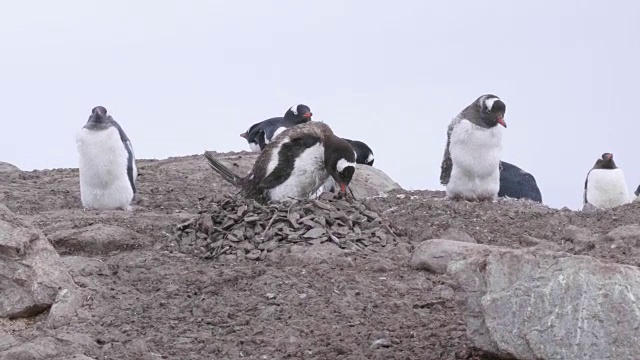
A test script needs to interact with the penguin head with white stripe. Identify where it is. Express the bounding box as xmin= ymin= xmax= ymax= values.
xmin=284 ymin=104 xmax=313 ymax=125
xmin=476 ymin=94 xmax=507 ymax=128
xmin=324 ymin=137 xmax=357 ymax=195
xmin=593 ymin=152 xmax=618 ymax=170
